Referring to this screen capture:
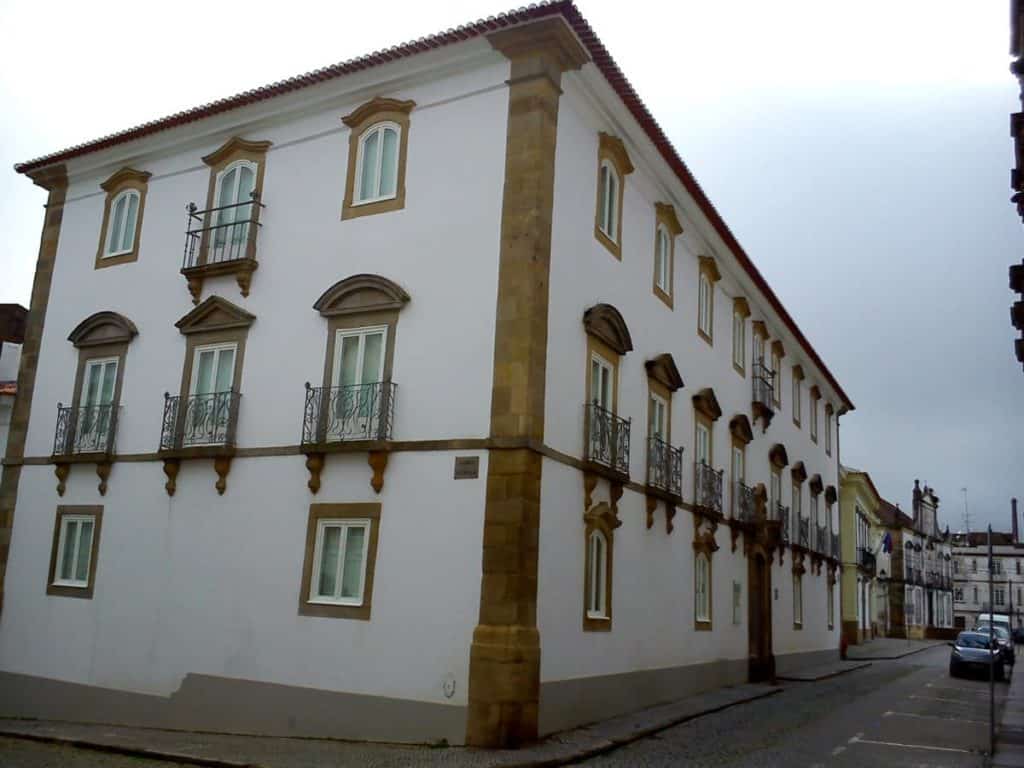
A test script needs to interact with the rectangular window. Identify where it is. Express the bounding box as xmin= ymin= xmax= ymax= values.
xmin=793 ymin=575 xmax=803 ymax=626
xmin=825 ymin=408 xmax=833 ymax=454
xmin=731 ymin=445 xmax=744 ymax=484
xmin=310 ymin=519 xmax=371 ymax=605
xmin=754 ymin=334 xmax=766 ymax=367
xmin=54 ymin=515 xmax=95 ymax=588
xmin=695 ymin=554 xmax=711 ymax=625
xmin=698 ymin=274 xmax=712 ymax=339
xmin=732 ymin=580 xmax=741 ymax=625
xmin=810 ymin=398 xmax=819 ymax=441
xmin=792 ymin=483 xmax=801 ymax=519
xmin=772 ymin=352 xmax=782 ymax=405
xmin=587 ymin=530 xmax=609 ymax=619
xmin=332 ymin=327 xmax=386 ymax=389
xmin=649 ymin=394 xmax=668 ymax=442
xmin=792 ymin=375 xmax=801 ymax=425
xmin=770 ymin=470 xmax=781 ymax=511
xmin=190 ymin=343 xmax=236 ymax=396
xmin=828 ymin=584 xmax=834 ymax=628
xmin=732 ymin=311 xmax=745 ymax=373
xmin=696 ymin=420 xmax=711 ymax=465
xmin=955 ymin=588 xmax=963 ymax=601
xmin=590 ymin=354 xmax=614 ymax=411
